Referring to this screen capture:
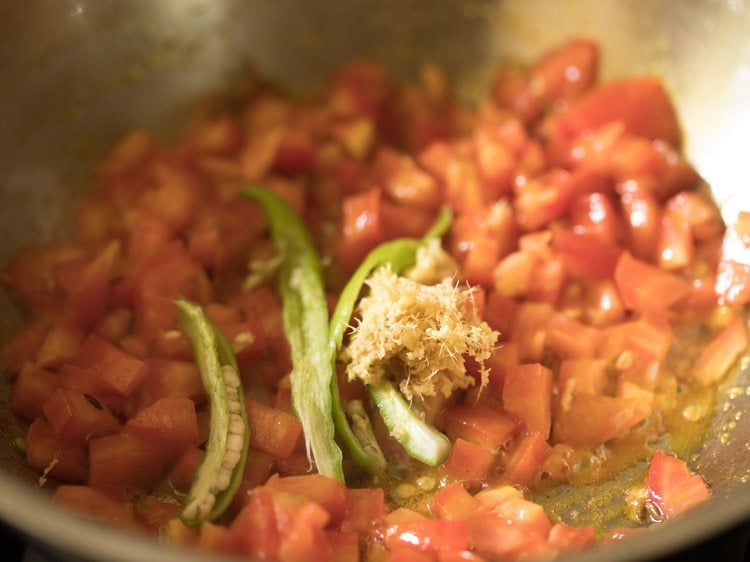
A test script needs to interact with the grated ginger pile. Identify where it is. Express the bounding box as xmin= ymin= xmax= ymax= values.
xmin=343 ymin=242 xmax=499 ymax=401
